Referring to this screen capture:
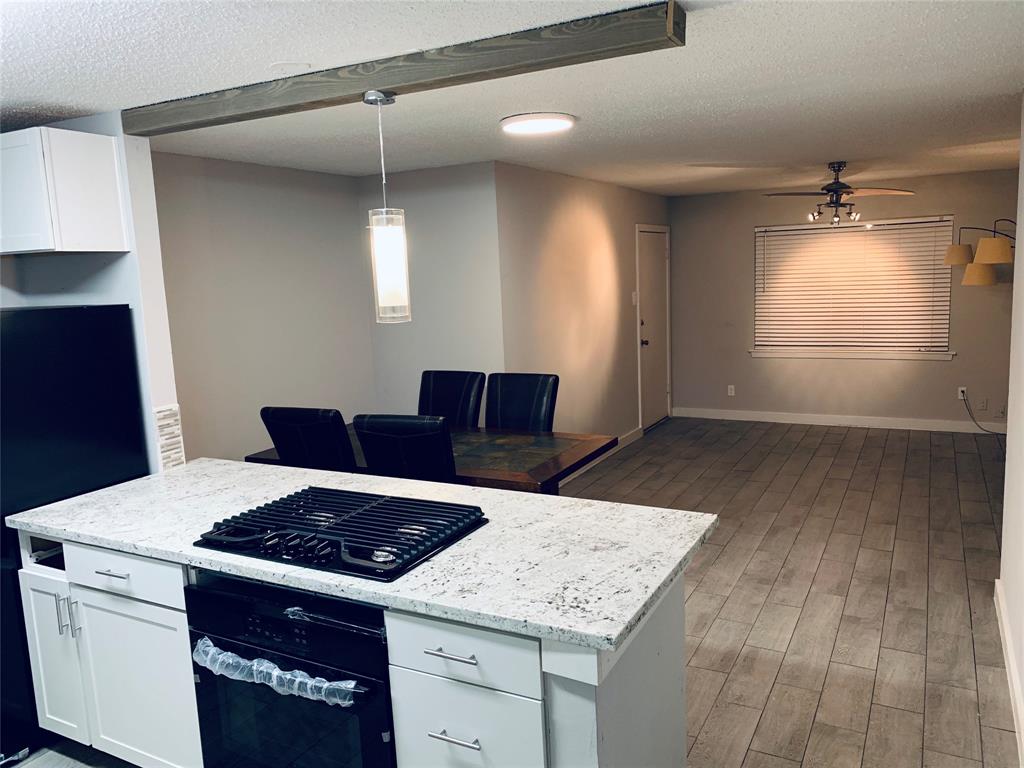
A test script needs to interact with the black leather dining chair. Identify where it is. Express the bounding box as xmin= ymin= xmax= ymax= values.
xmin=353 ymin=414 xmax=457 ymax=483
xmin=418 ymin=370 xmax=485 ymax=429
xmin=484 ymin=373 xmax=559 ymax=433
xmin=260 ymin=407 xmax=358 ymax=472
